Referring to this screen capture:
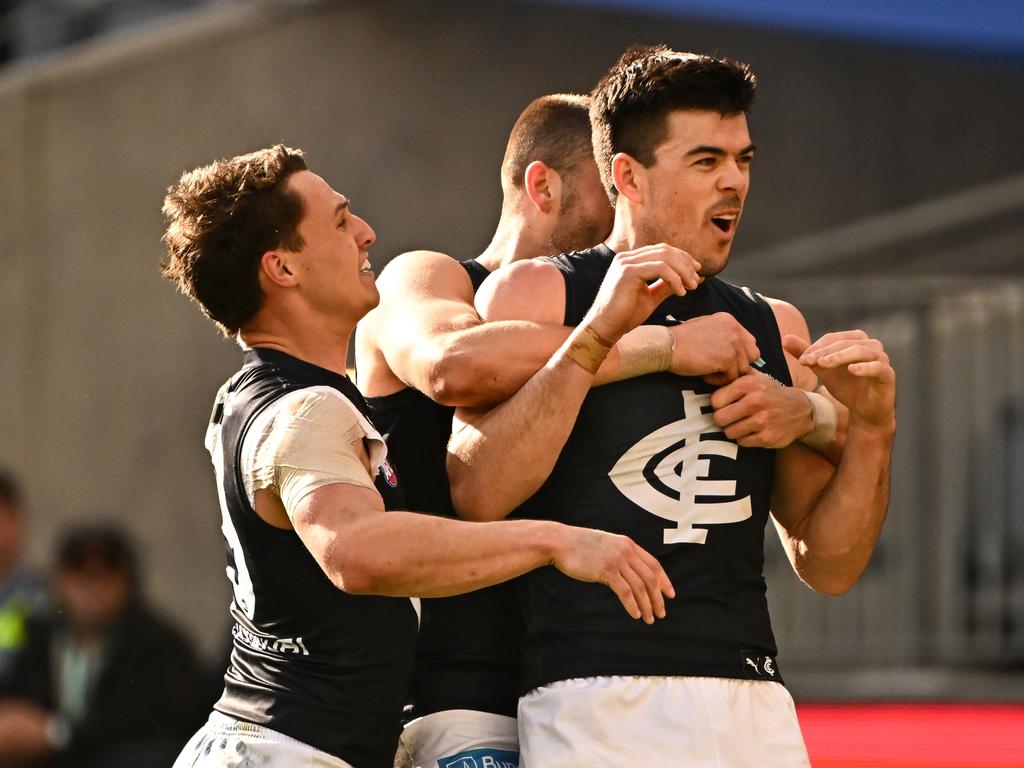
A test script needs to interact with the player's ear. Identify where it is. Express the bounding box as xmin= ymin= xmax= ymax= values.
xmin=524 ymin=161 xmax=560 ymax=214
xmin=611 ymin=152 xmax=644 ymax=204
xmin=260 ymin=250 xmax=298 ymax=288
